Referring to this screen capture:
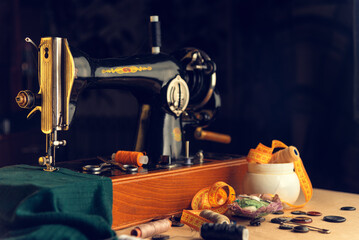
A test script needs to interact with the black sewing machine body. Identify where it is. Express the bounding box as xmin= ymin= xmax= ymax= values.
xmin=16 ymin=35 xmax=223 ymax=170
xmin=70 ymin=47 xmax=192 ymax=164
